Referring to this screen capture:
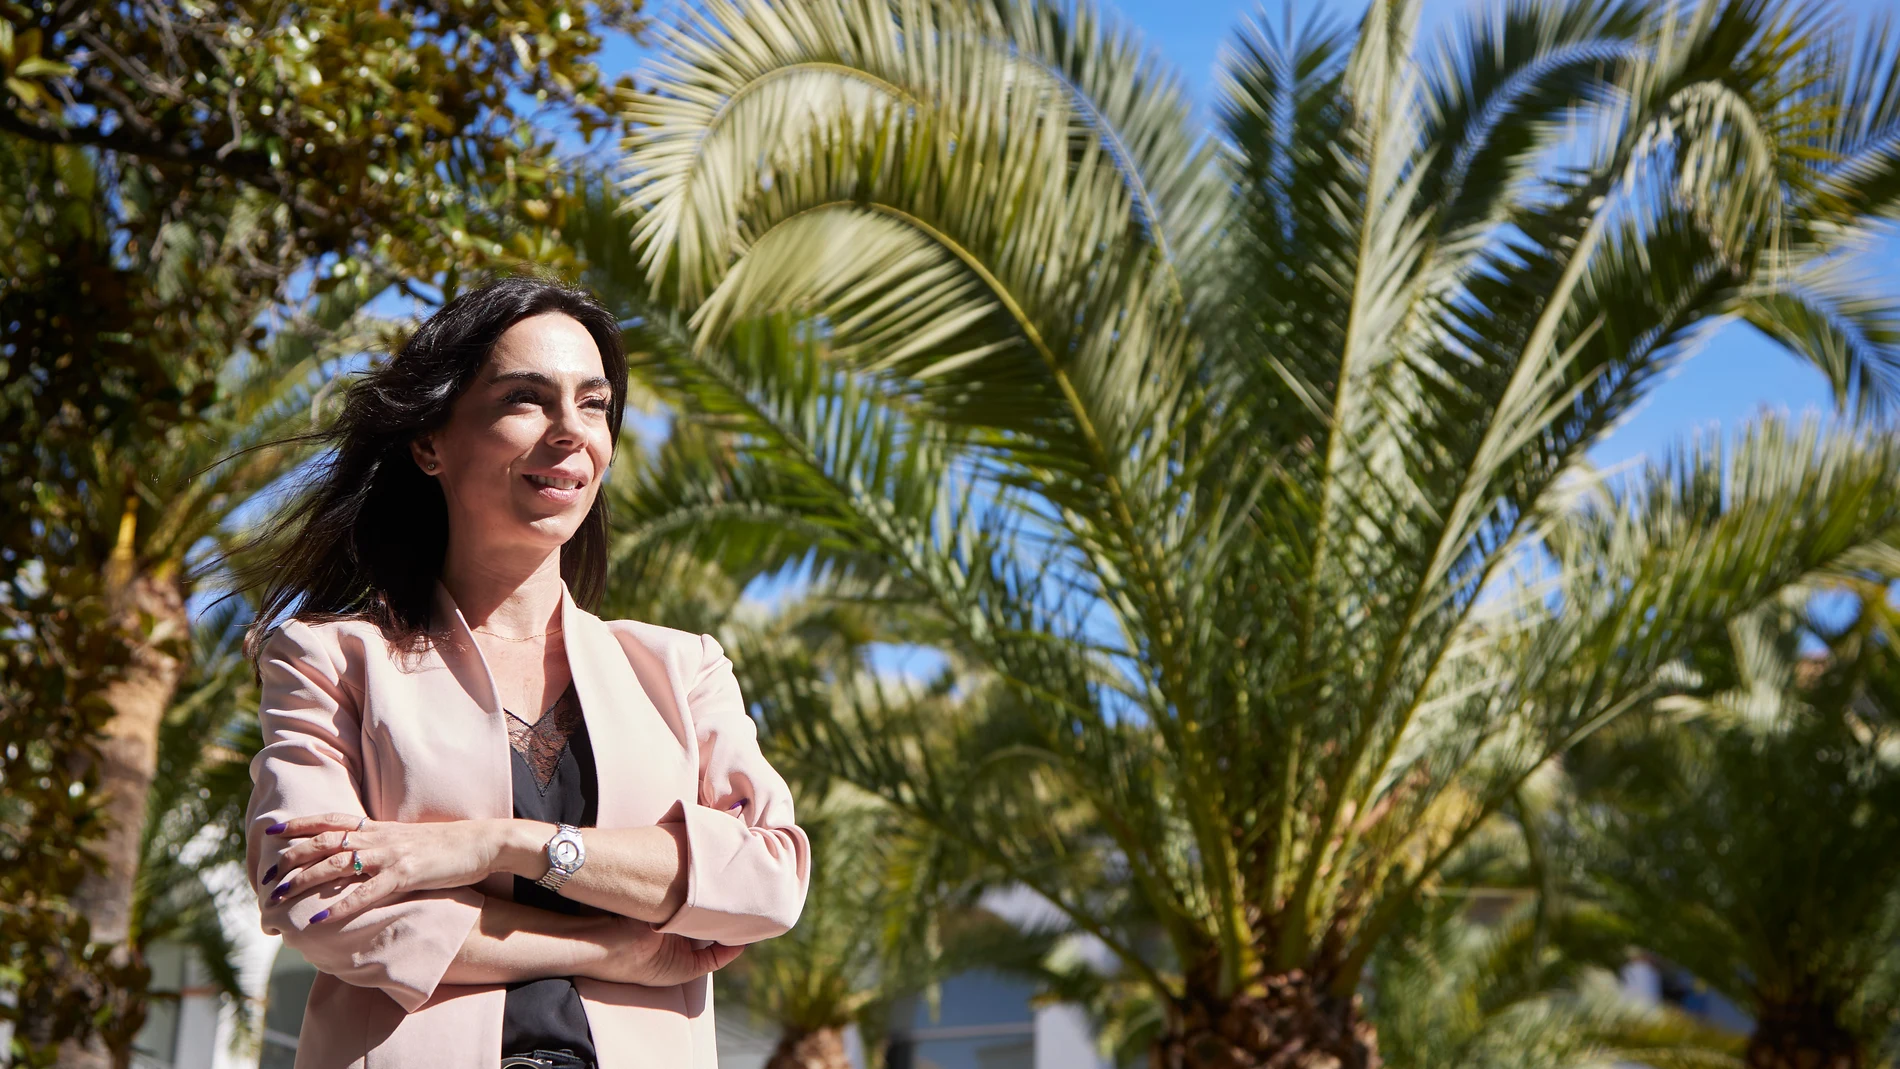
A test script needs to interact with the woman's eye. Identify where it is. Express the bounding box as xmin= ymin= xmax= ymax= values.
xmin=582 ymin=396 xmax=610 ymax=411
xmin=504 ymin=390 xmax=540 ymax=406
